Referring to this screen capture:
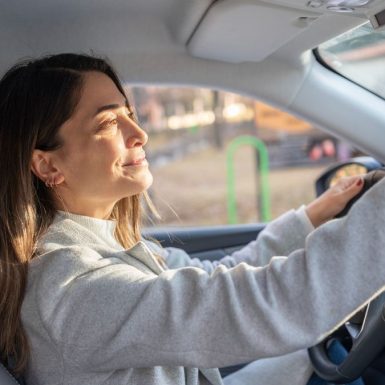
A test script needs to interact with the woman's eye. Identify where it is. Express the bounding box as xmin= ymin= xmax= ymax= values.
xmin=108 ymin=118 xmax=118 ymax=126
xmin=98 ymin=118 xmax=118 ymax=132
